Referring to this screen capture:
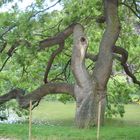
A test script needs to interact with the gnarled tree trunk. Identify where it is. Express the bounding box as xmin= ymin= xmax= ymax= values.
xmin=71 ymin=0 xmax=120 ymax=128
xmin=0 ymin=0 xmax=122 ymax=129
